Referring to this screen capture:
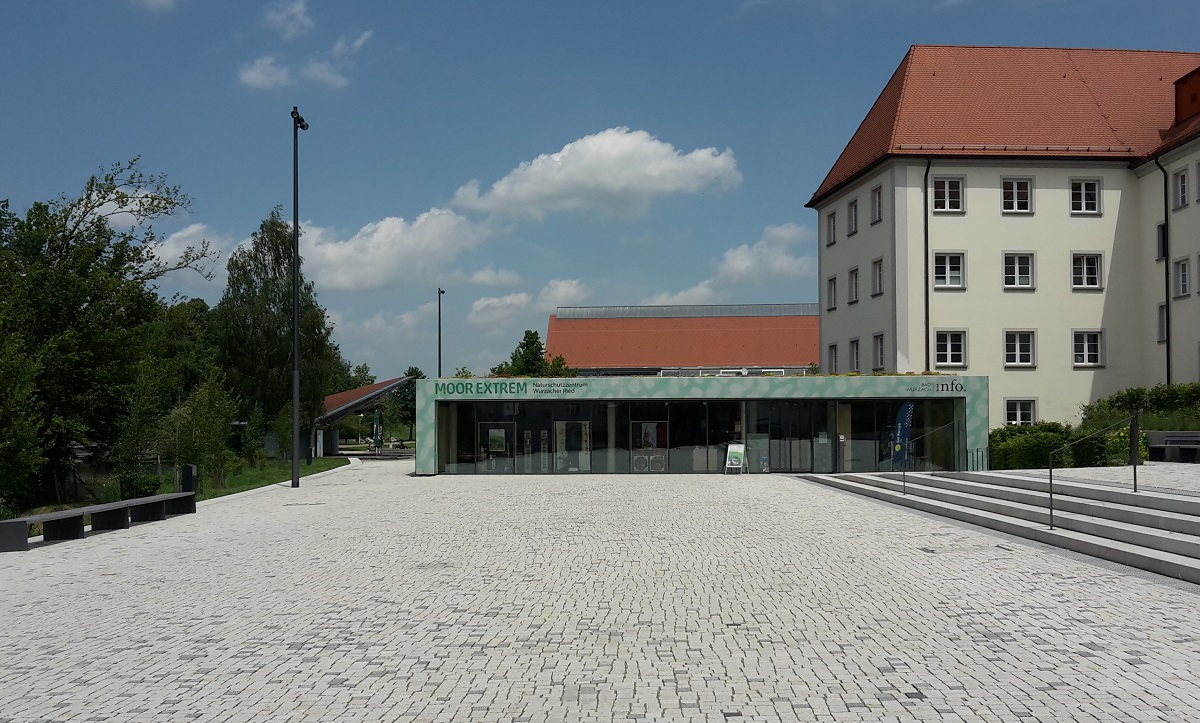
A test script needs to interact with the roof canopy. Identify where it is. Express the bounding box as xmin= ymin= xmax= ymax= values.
xmin=315 ymin=376 xmax=410 ymax=427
